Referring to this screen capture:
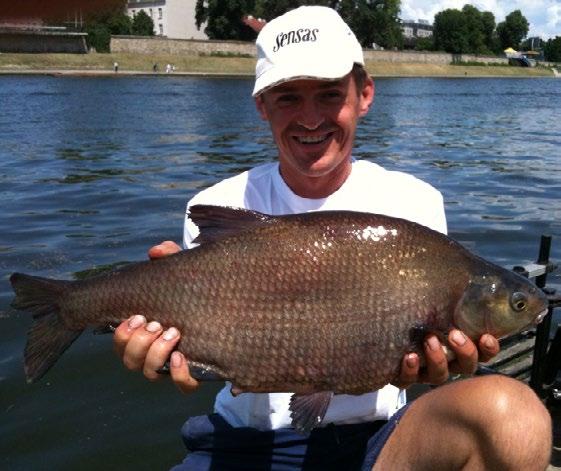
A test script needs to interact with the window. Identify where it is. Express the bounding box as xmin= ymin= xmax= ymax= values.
xmin=158 ymin=8 xmax=163 ymax=19
xmin=159 ymin=23 xmax=164 ymax=35
xmin=149 ymin=8 xmax=153 ymax=17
